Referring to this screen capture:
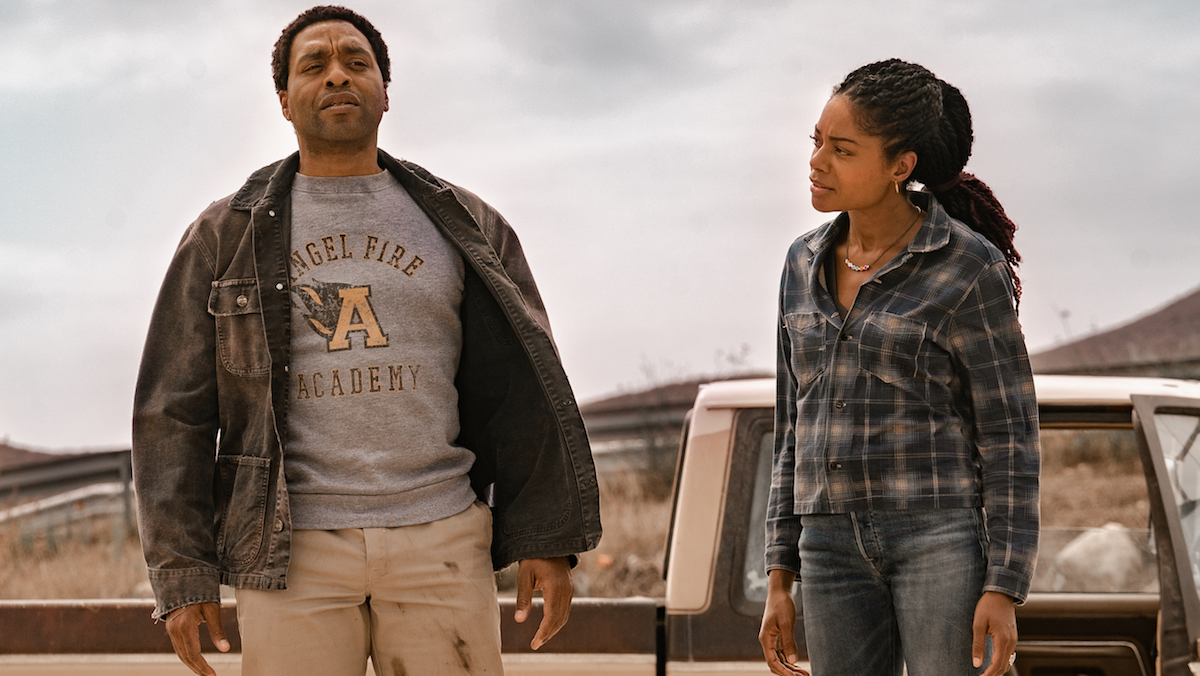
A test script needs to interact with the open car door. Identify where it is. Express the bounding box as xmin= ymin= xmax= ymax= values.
xmin=1132 ymin=395 xmax=1200 ymax=676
